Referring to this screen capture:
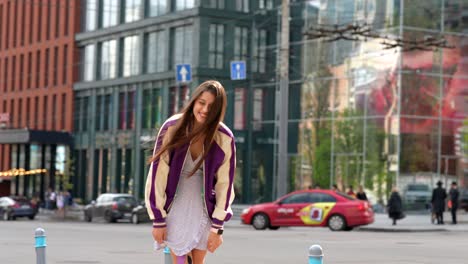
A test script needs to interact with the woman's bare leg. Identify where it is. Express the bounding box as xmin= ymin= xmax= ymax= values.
xmin=170 ymin=250 xmax=189 ymax=264
xmin=191 ymin=249 xmax=207 ymax=264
